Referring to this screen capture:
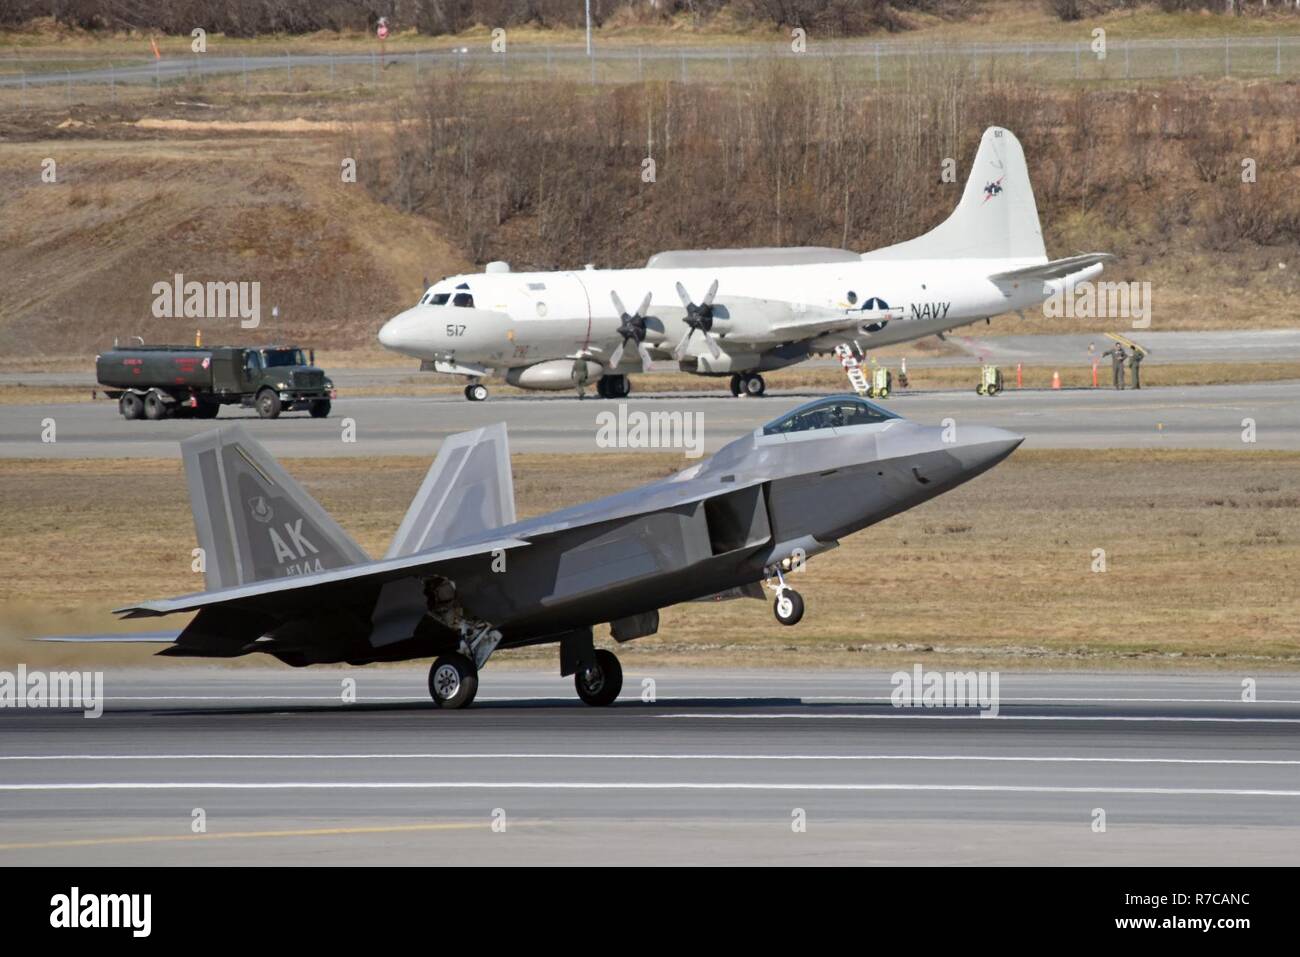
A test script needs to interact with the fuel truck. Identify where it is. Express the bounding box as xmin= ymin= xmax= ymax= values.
xmin=95 ymin=344 xmax=335 ymax=420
